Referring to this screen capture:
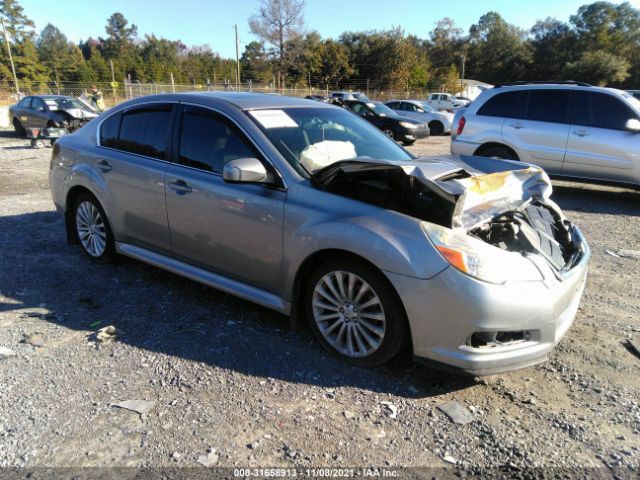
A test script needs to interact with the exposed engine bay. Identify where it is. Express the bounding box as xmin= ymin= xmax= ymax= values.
xmin=312 ymin=156 xmax=580 ymax=272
